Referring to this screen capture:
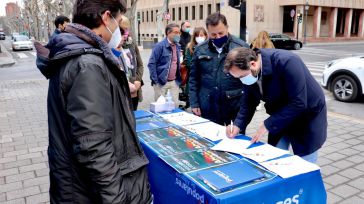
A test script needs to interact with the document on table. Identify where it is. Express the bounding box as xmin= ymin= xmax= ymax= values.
xmin=160 ymin=112 xmax=209 ymax=126
xmin=239 ymin=144 xmax=290 ymax=163
xmin=184 ymin=122 xmax=227 ymax=141
xmin=211 ymin=138 xmax=251 ymax=155
xmin=260 ymin=155 xmax=320 ymax=179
